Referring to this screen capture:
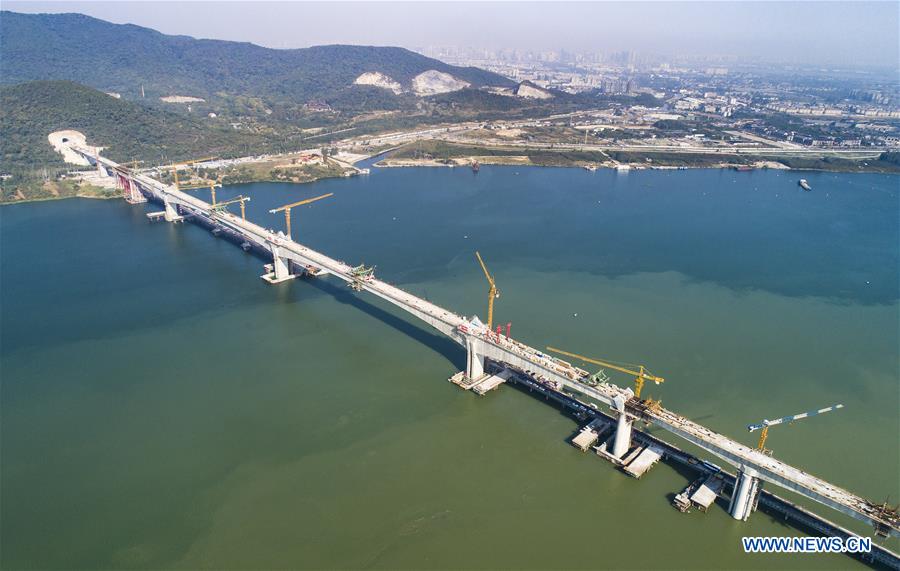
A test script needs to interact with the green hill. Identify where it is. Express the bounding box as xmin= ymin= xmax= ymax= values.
xmin=0 ymin=80 xmax=293 ymax=201
xmin=0 ymin=11 xmax=513 ymax=107
xmin=0 ymin=80 xmax=286 ymax=168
